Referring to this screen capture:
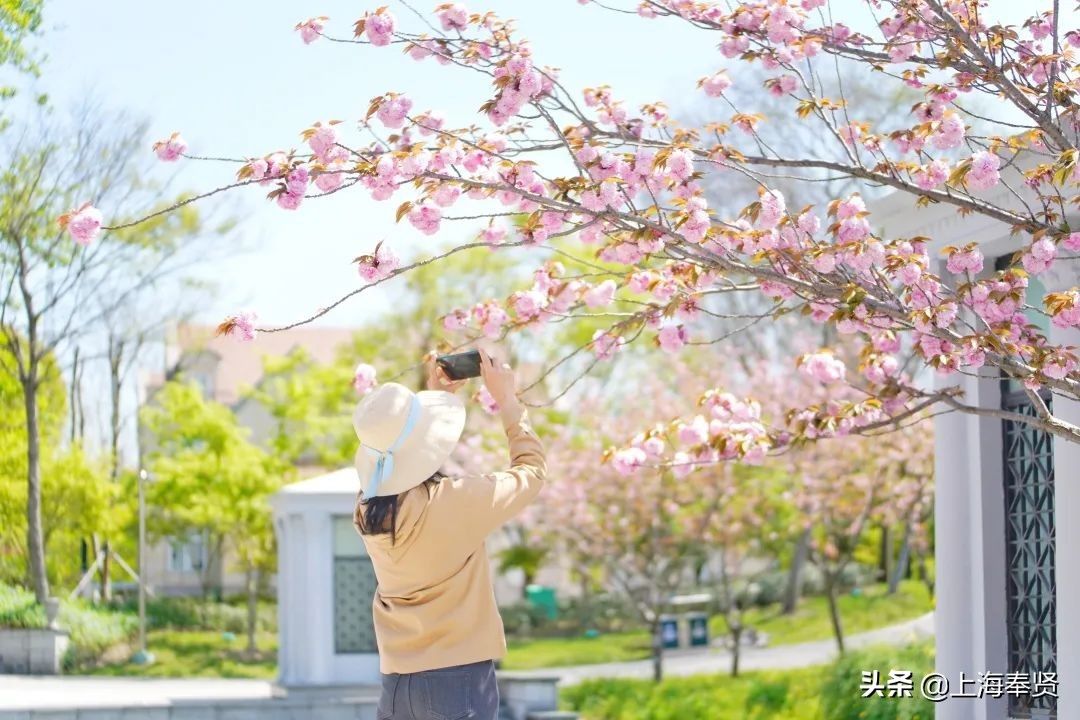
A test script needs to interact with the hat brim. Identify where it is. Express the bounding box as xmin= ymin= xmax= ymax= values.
xmin=355 ymin=390 xmax=466 ymax=498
